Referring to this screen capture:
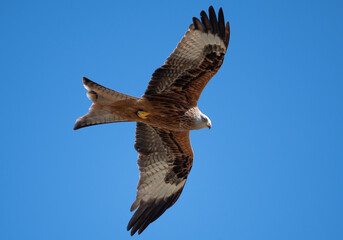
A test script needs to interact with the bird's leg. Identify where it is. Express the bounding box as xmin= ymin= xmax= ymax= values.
xmin=137 ymin=110 xmax=150 ymax=119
